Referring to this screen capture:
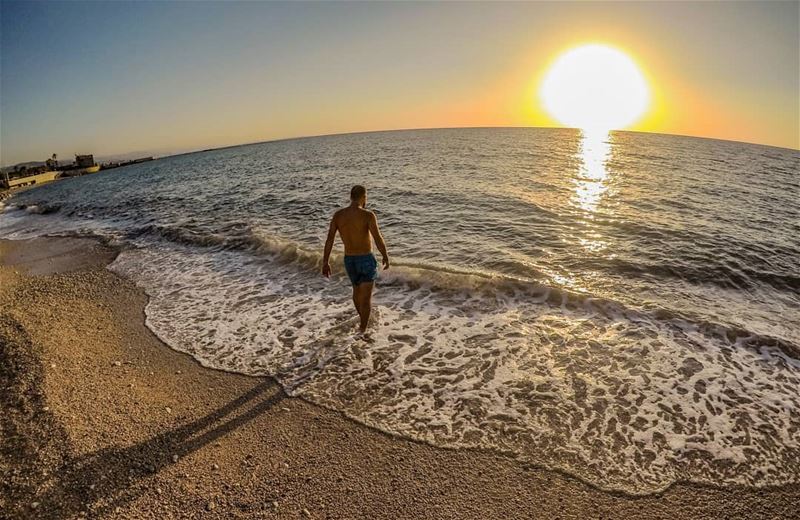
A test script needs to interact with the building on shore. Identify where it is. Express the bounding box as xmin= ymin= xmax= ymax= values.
xmin=2 ymin=152 xmax=156 ymax=189
xmin=75 ymin=154 xmax=94 ymax=167
xmin=1 ymin=170 xmax=60 ymax=189
xmin=75 ymin=154 xmax=100 ymax=173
